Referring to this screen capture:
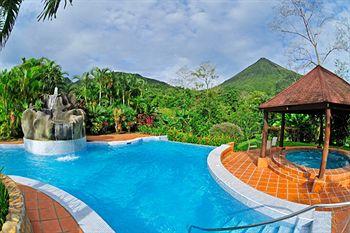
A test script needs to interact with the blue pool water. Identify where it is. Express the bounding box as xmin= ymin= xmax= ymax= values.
xmin=286 ymin=149 xmax=350 ymax=169
xmin=0 ymin=141 xmax=293 ymax=232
